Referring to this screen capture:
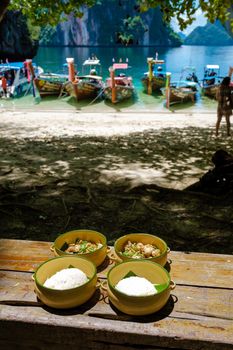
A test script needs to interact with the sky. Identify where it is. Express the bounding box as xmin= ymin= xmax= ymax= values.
xmin=171 ymin=8 xmax=207 ymax=35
